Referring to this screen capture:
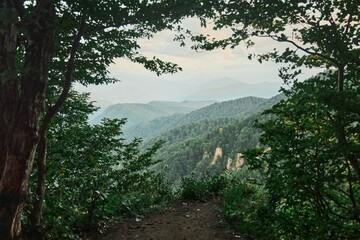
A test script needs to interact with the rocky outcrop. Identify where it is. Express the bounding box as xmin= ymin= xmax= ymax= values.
xmin=211 ymin=147 xmax=223 ymax=165
xmin=226 ymin=153 xmax=245 ymax=171
xmin=235 ymin=153 xmax=244 ymax=170
xmin=226 ymin=158 xmax=233 ymax=170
